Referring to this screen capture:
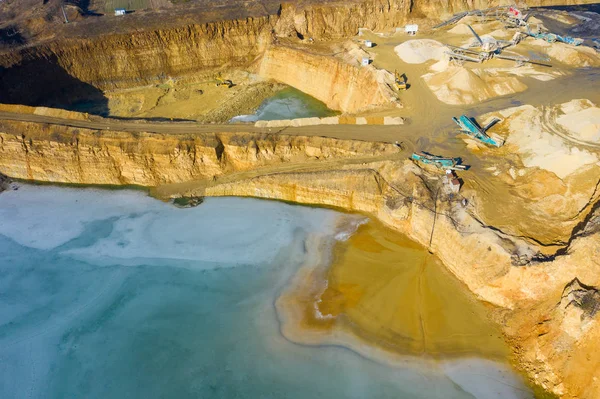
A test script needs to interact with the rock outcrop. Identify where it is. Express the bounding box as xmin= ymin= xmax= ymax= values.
xmin=0 ymin=118 xmax=395 ymax=186
xmin=258 ymin=44 xmax=397 ymax=113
